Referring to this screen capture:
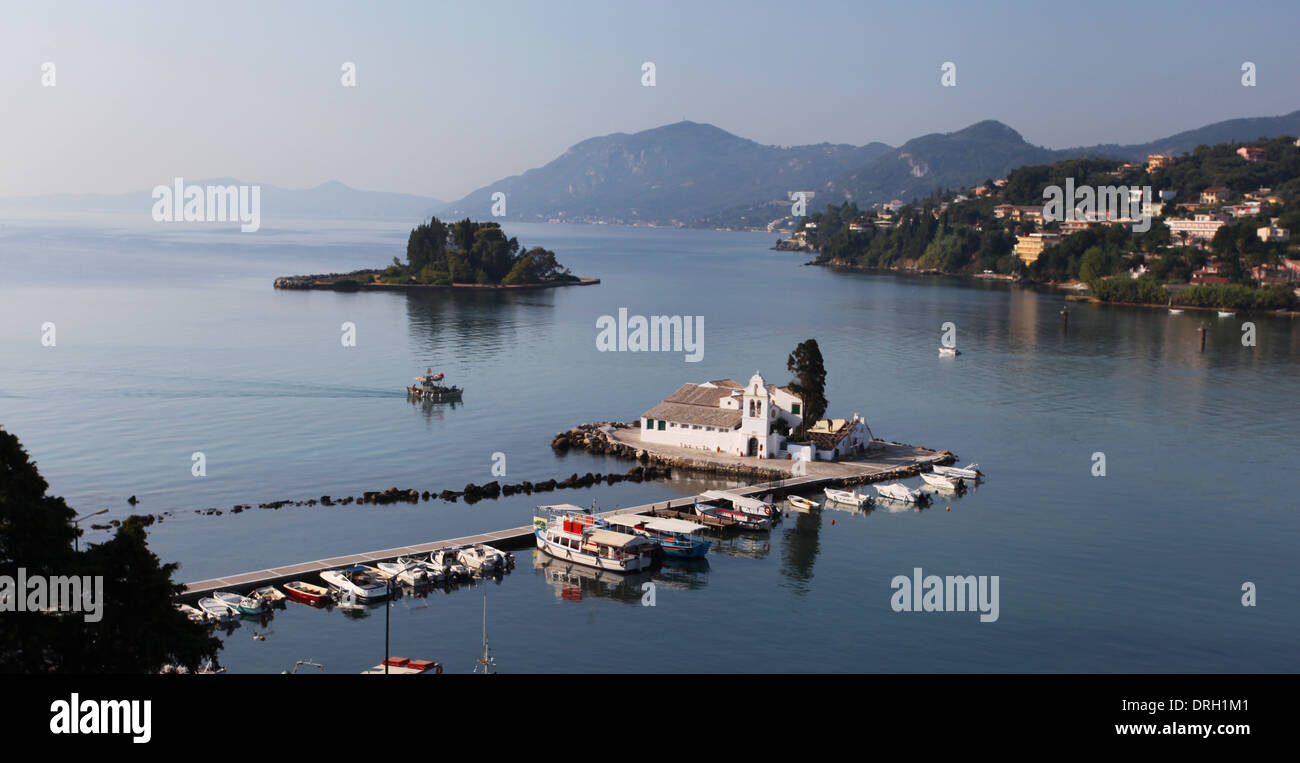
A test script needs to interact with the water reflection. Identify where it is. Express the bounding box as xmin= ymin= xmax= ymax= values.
xmin=403 ymin=289 xmax=559 ymax=362
xmin=778 ymin=509 xmax=823 ymax=594
xmin=531 ymin=550 xmax=653 ymax=604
